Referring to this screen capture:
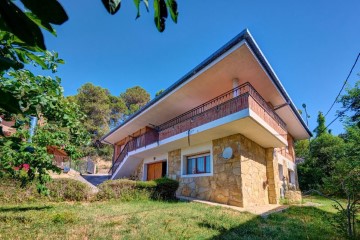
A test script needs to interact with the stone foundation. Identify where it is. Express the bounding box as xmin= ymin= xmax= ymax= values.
xmin=285 ymin=190 xmax=302 ymax=204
